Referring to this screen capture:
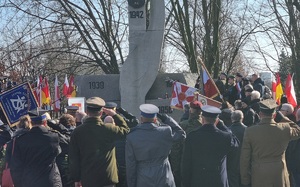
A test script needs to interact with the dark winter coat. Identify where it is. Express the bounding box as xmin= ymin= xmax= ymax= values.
xmin=10 ymin=125 xmax=62 ymax=187
xmin=181 ymin=124 xmax=239 ymax=187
